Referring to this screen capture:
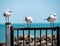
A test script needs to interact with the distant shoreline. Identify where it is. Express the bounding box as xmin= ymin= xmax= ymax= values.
xmin=0 ymin=22 xmax=60 ymax=24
